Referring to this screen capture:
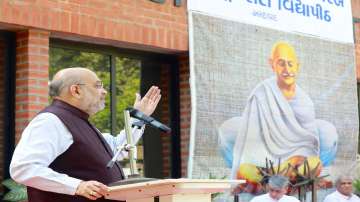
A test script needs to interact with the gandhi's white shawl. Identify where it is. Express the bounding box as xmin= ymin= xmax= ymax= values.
xmin=231 ymin=77 xmax=319 ymax=178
